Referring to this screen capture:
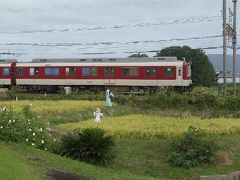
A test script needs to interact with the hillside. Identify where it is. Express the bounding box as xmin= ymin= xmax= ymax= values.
xmin=207 ymin=54 xmax=240 ymax=72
